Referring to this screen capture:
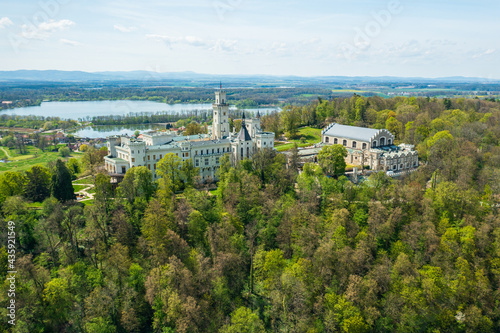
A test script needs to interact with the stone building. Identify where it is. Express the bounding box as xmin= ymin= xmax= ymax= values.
xmin=321 ymin=123 xmax=418 ymax=172
xmin=104 ymin=89 xmax=275 ymax=181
